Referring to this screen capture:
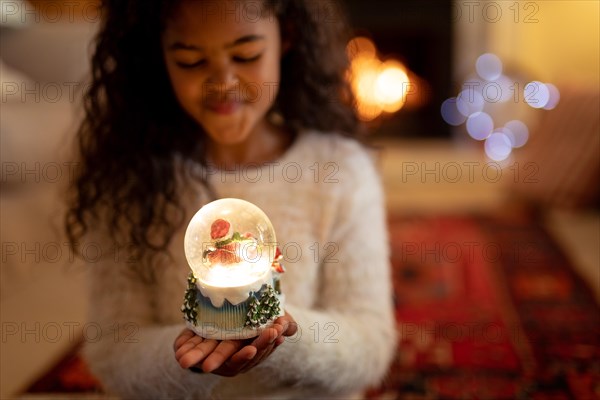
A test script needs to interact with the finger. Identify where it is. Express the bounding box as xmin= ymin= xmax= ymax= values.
xmin=253 ymin=342 xmax=275 ymax=366
xmin=209 ymin=328 xmax=281 ymax=376
xmin=229 ymin=345 xmax=258 ymax=364
xmin=284 ymin=321 xmax=298 ymax=336
xmin=274 ymin=335 xmax=285 ymax=347
xmin=242 ymin=331 xmax=278 ymax=371
xmin=275 ymin=315 xmax=298 ymax=337
xmin=173 ymin=329 xmax=196 ymax=352
xmin=178 ymin=339 xmax=219 ymax=369
xmin=227 ymin=345 xmax=258 ymax=371
xmin=202 ymin=340 xmax=245 ymax=372
xmin=241 ymin=343 xmax=275 ymax=373
xmin=210 ymin=346 xmax=257 ymax=377
xmin=252 ymin=327 xmax=279 ymax=350
xmin=272 ymin=323 xmax=284 ymax=337
xmin=174 ymin=335 xmax=205 ymax=361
